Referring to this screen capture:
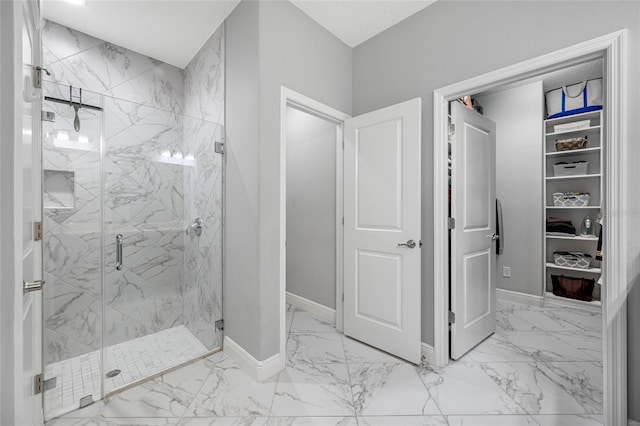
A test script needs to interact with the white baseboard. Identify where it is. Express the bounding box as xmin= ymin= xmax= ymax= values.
xmin=496 ymin=288 xmax=544 ymax=307
xmin=286 ymin=291 xmax=336 ymax=324
xmin=421 ymin=342 xmax=436 ymax=366
xmin=628 ymin=419 xmax=640 ymax=426
xmin=223 ymin=336 xmax=284 ymax=382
